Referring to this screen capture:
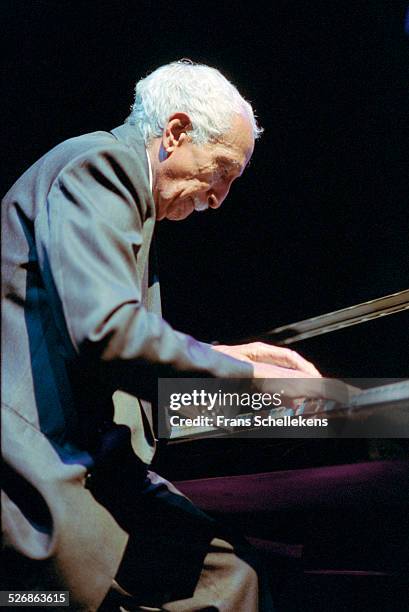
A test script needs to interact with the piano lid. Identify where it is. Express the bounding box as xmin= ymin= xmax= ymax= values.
xmin=239 ymin=289 xmax=409 ymax=345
